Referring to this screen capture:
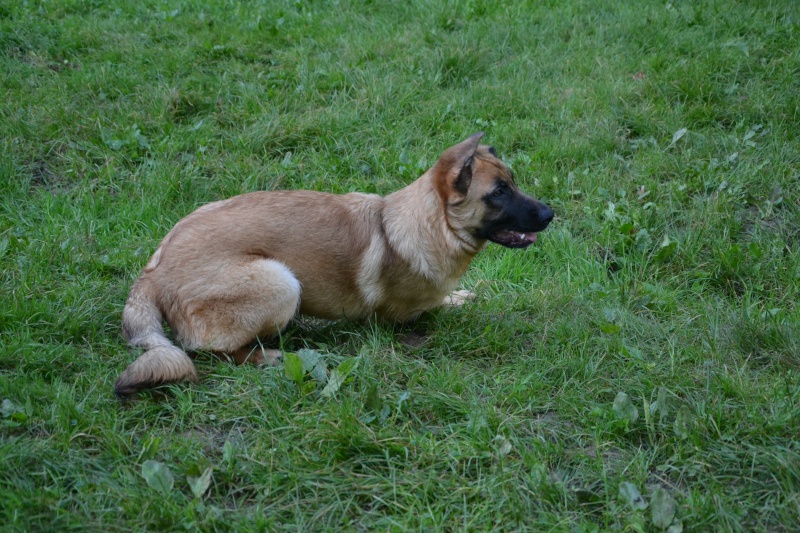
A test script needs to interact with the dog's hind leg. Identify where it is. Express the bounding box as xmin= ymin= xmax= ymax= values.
xmin=176 ymin=258 xmax=301 ymax=361
xmin=116 ymin=278 xmax=199 ymax=397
